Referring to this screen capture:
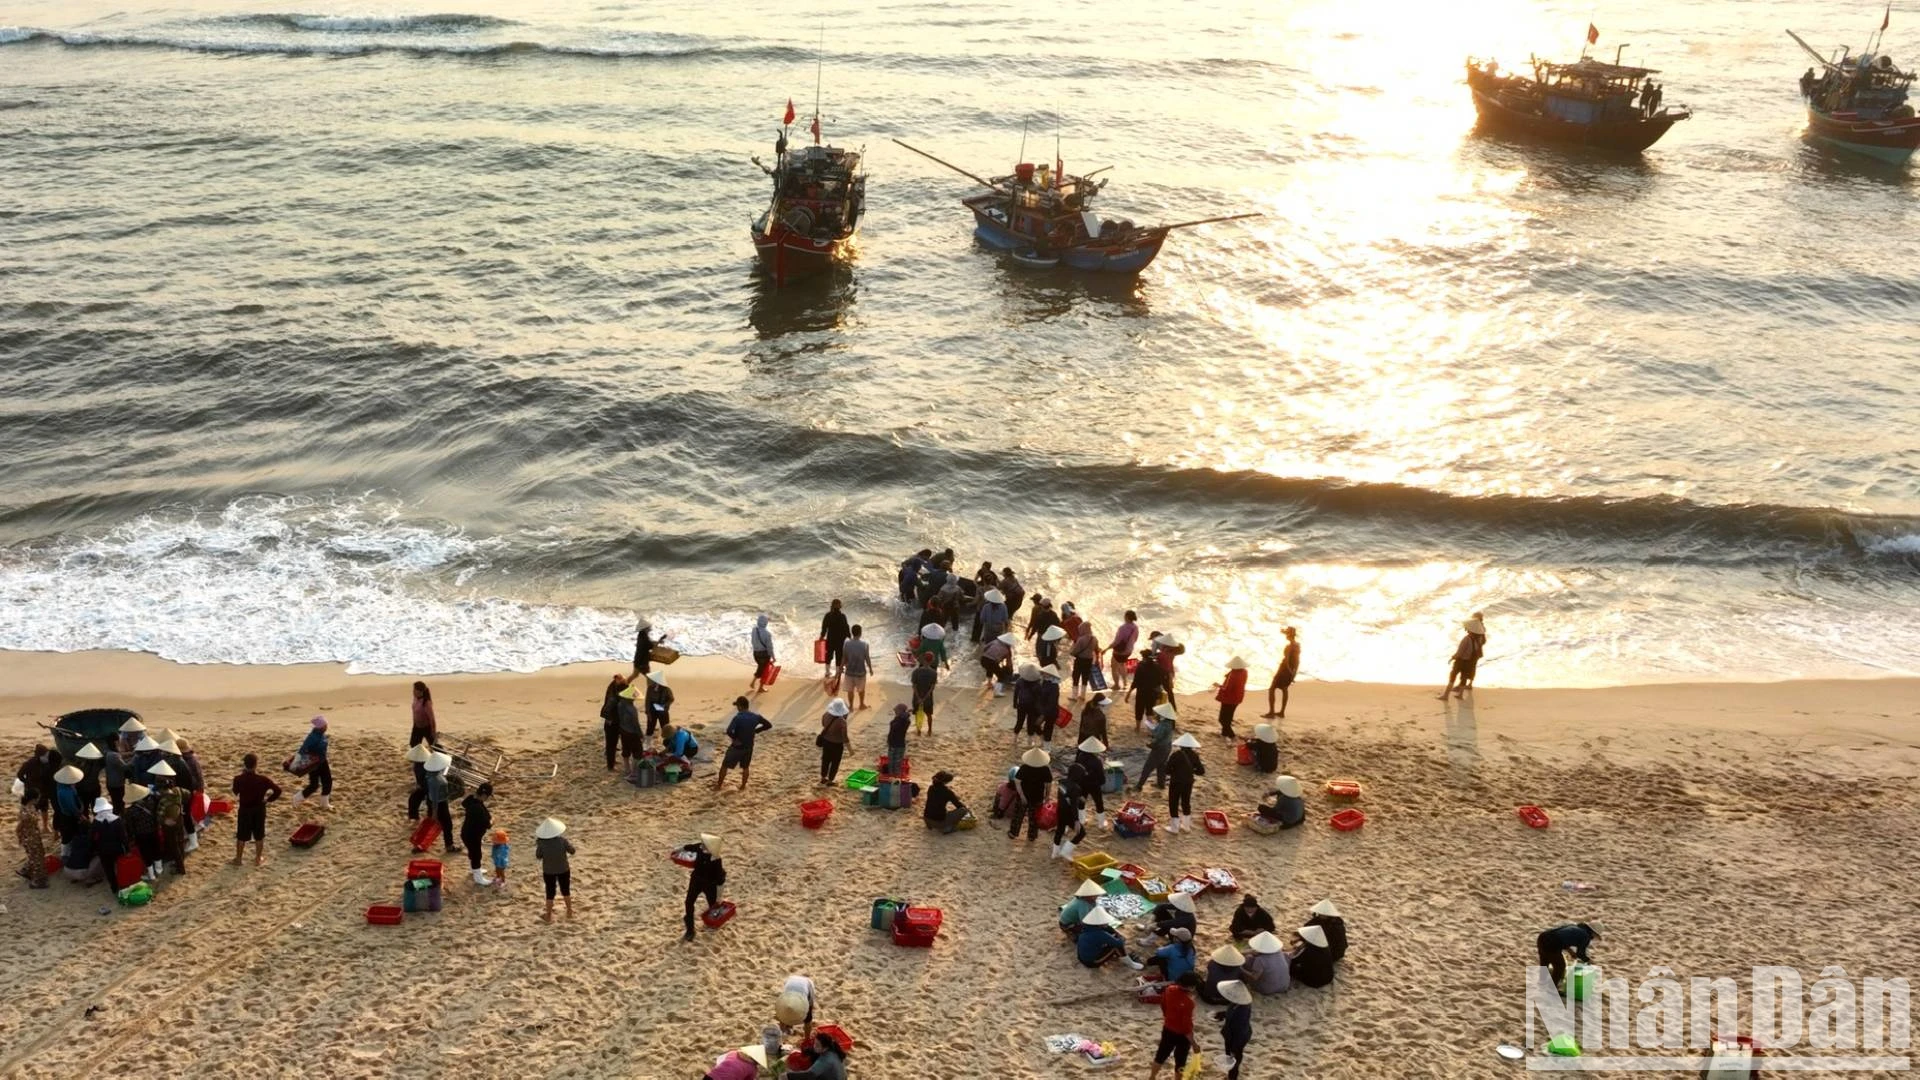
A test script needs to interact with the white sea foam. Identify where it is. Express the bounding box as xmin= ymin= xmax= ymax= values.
xmin=1865 ymin=532 xmax=1920 ymax=556
xmin=0 ymin=26 xmax=42 ymax=44
xmin=0 ymin=495 xmax=795 ymax=675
